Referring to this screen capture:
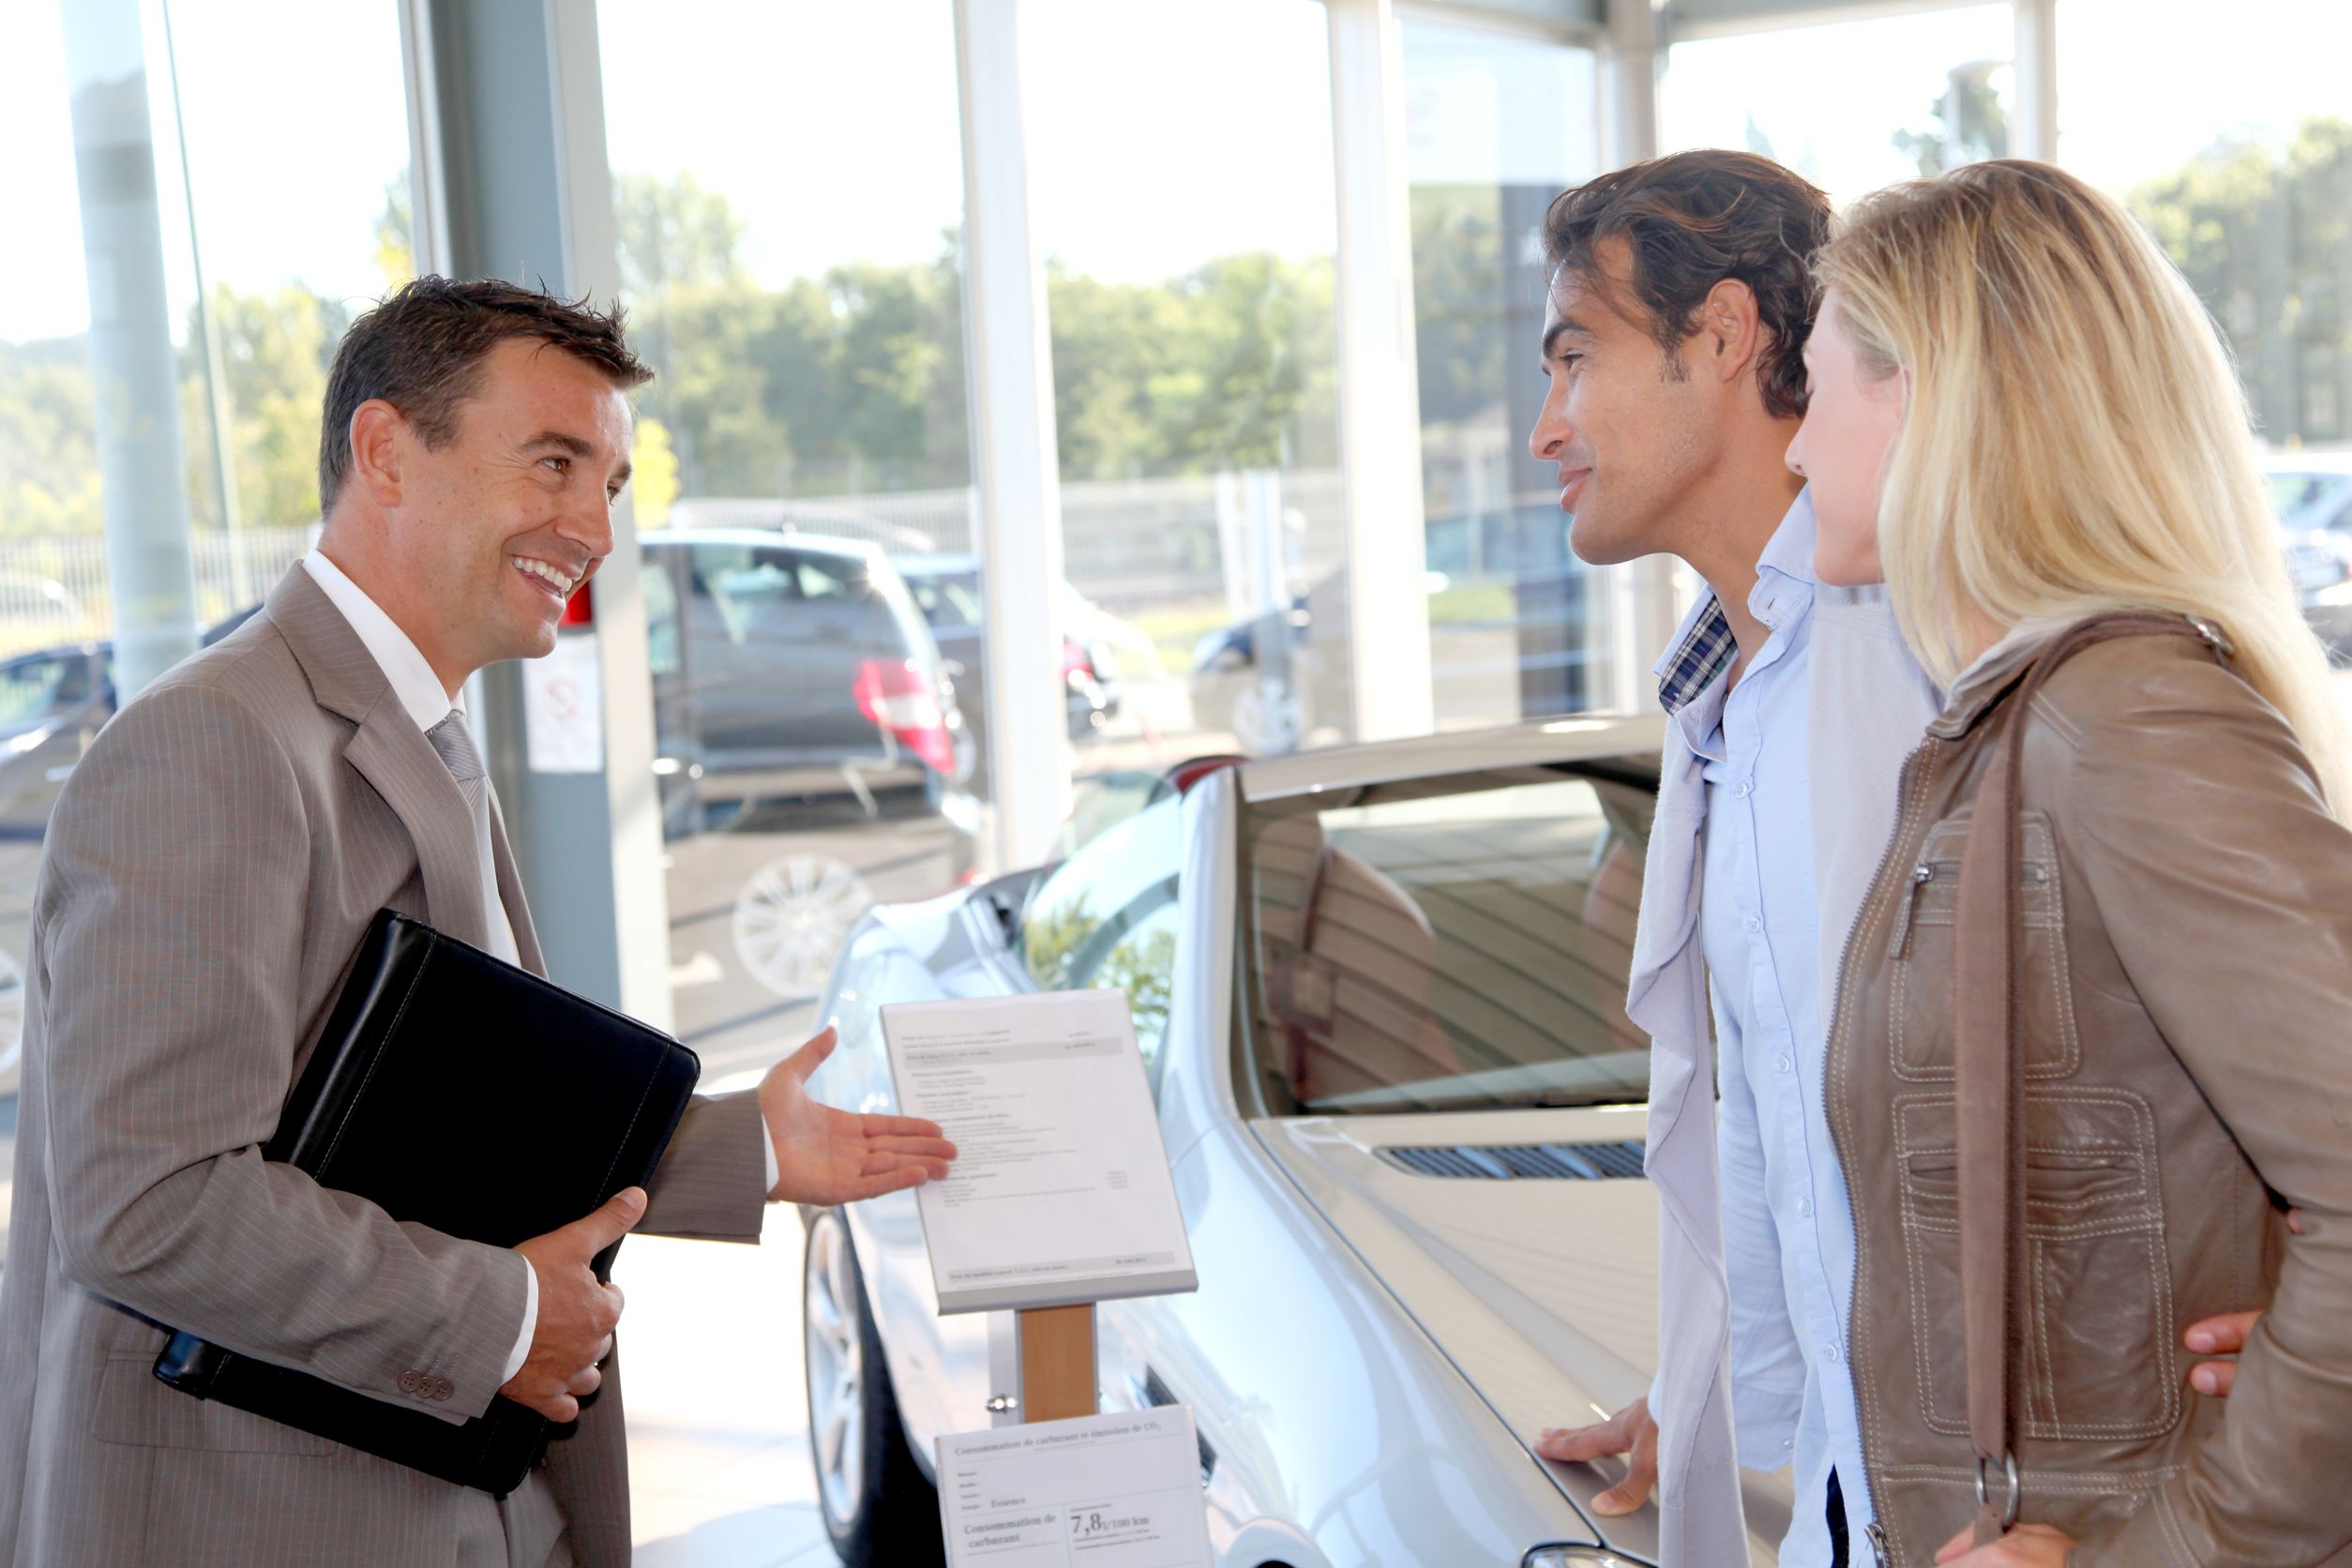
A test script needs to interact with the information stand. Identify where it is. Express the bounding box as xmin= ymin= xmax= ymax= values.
xmin=883 ymin=990 xmax=1211 ymax=1565
xmin=1017 ymin=1303 xmax=1100 ymax=1423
